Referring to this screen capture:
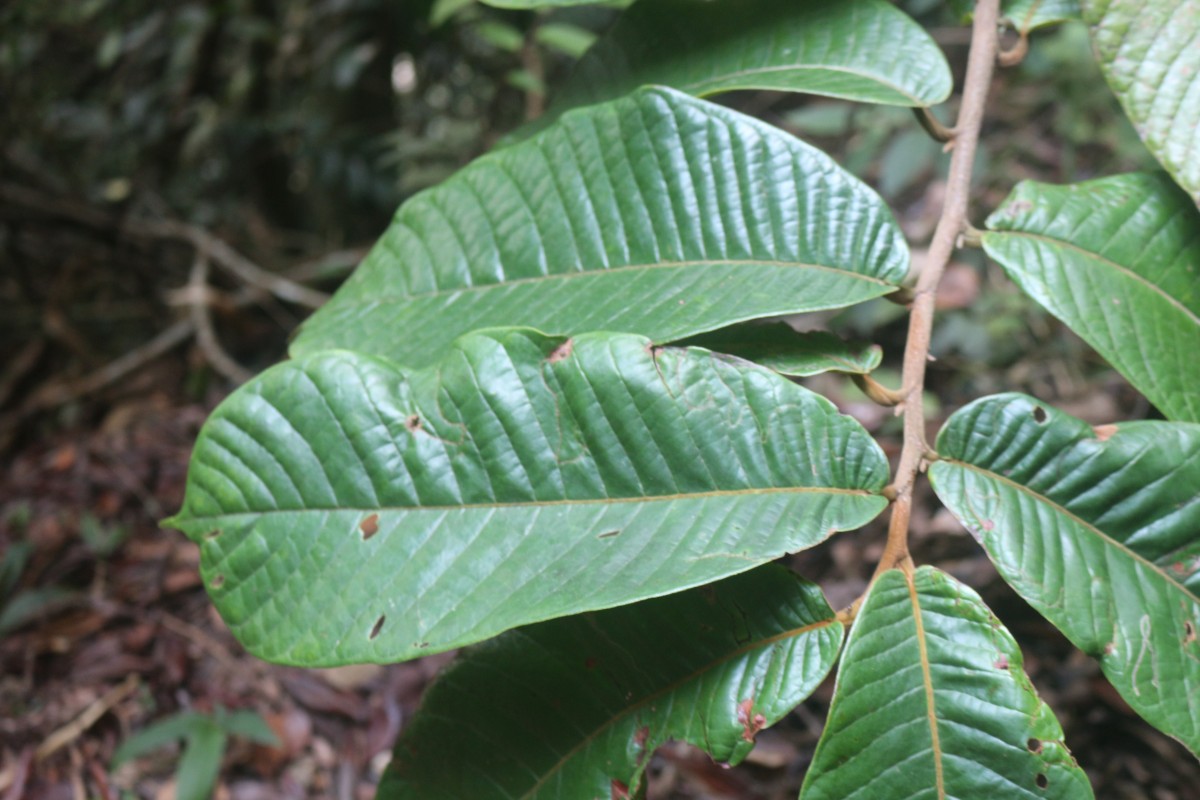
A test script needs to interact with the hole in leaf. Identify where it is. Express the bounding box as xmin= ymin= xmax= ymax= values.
xmin=1027 ymin=738 xmax=1042 ymax=753
xmin=1035 ymin=773 xmax=1048 ymax=789
xmin=1185 ymin=620 xmax=1196 ymax=644
xmin=211 ymin=574 xmax=225 ymax=588
xmin=369 ymin=615 xmax=386 ymax=640
xmin=1032 ymin=406 xmax=1047 ymax=423
xmin=404 ymin=415 xmax=421 ymax=432
xmin=360 ymin=514 xmax=380 ymax=540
